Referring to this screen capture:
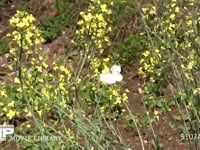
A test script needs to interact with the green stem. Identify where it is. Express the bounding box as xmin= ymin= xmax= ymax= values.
xmin=18 ymin=33 xmax=52 ymax=149
xmin=125 ymin=103 xmax=144 ymax=150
